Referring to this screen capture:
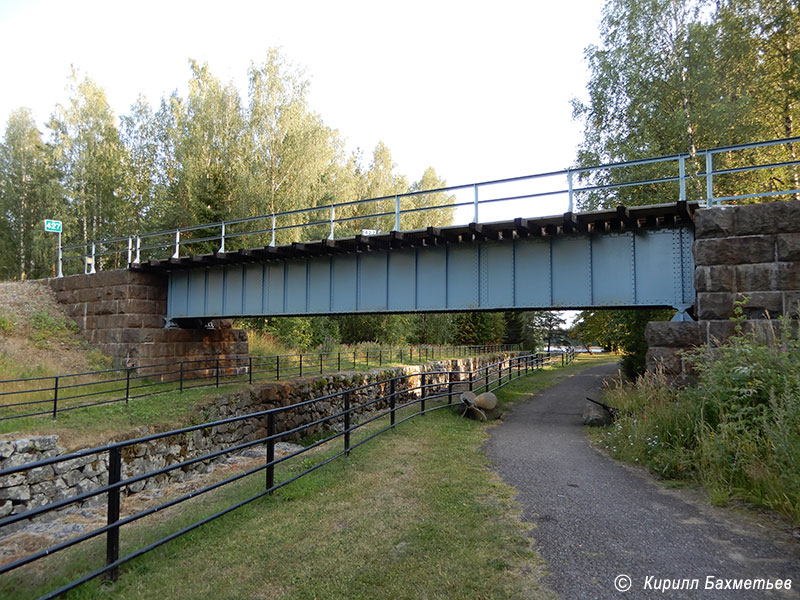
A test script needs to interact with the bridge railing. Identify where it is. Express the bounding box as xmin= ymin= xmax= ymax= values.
xmin=0 ymin=344 xmax=519 ymax=423
xmin=0 ymin=350 xmax=575 ymax=598
xmin=57 ymin=137 xmax=800 ymax=275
